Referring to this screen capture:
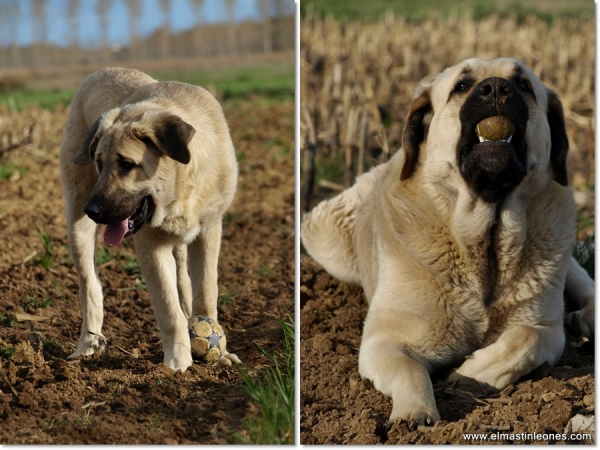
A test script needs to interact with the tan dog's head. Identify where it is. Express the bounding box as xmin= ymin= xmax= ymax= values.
xmin=73 ymin=105 xmax=195 ymax=245
xmin=399 ymin=57 xmax=568 ymax=203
